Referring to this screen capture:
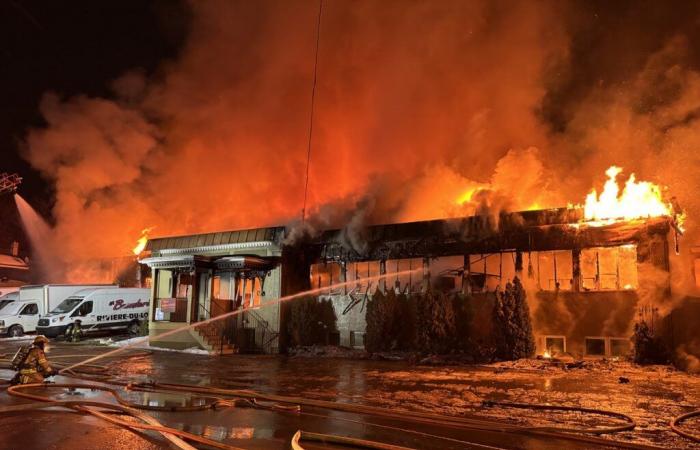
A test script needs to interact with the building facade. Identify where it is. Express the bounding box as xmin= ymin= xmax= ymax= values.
xmin=140 ymin=208 xmax=694 ymax=359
